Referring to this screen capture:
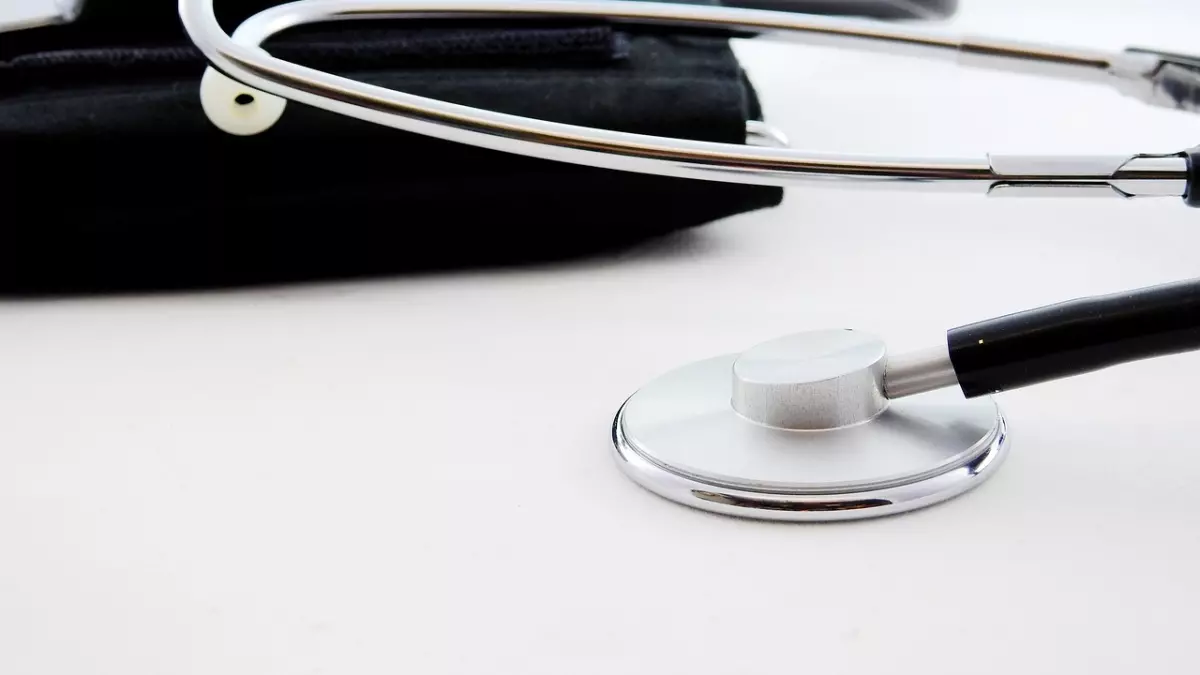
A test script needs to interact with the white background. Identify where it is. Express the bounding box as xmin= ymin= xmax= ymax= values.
xmin=3 ymin=1 xmax=1200 ymax=673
